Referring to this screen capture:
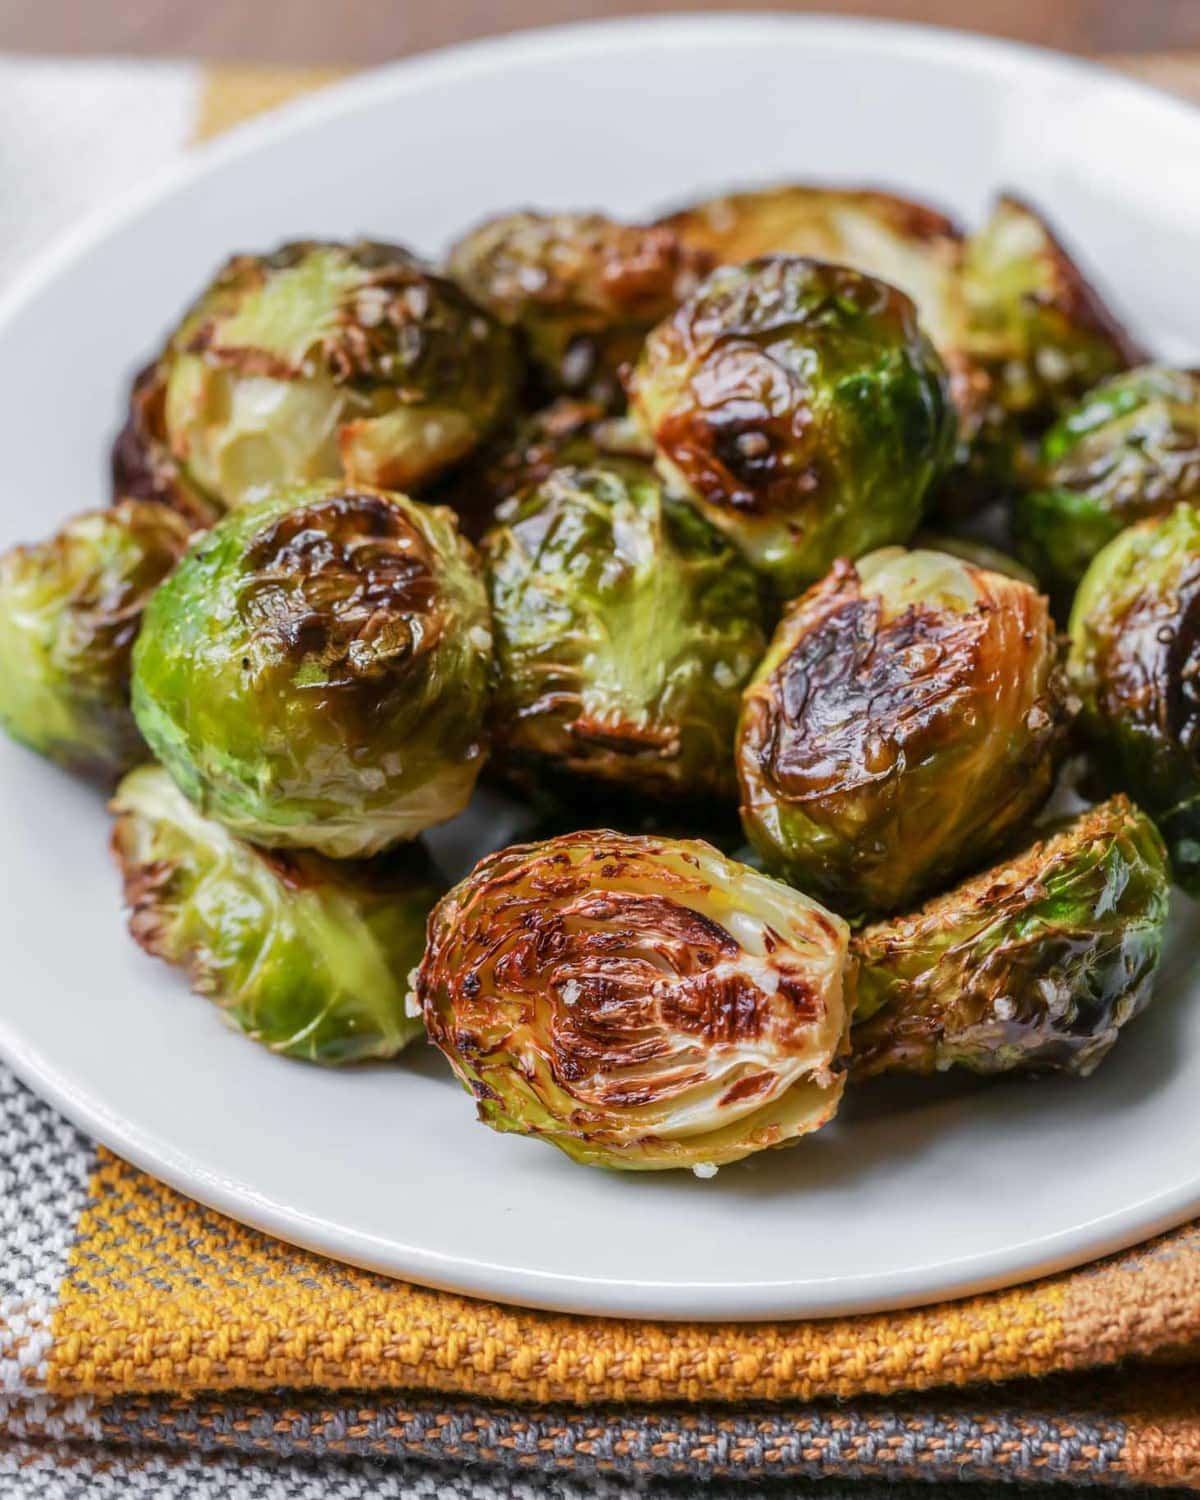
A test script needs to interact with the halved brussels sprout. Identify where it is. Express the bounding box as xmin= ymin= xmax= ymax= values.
xmin=659 ymin=184 xmax=984 ymax=430
xmin=910 ymin=531 xmax=1037 ymax=586
xmin=111 ymin=360 xmax=222 ymax=527
xmin=0 ymin=499 xmax=193 ymax=781
xmin=1016 ymin=367 xmax=1200 ymax=597
xmin=111 ymin=764 xmax=440 ymax=1063
xmin=1068 ymin=502 xmax=1200 ymax=894
xmin=158 ymin=240 xmax=519 ymax=511
xmin=483 ymin=460 xmax=767 ymax=800
xmin=737 ymin=546 xmax=1071 ymax=915
xmin=430 ymin=397 xmax=651 ymax=541
xmin=627 ymin=256 xmax=956 ymax=597
xmin=851 ymin=797 xmax=1171 ymax=1078
xmin=963 ymin=195 xmax=1140 ymax=427
xmin=416 ymin=830 xmax=851 ymax=1170
xmin=446 ymin=211 xmax=712 ymax=406
xmin=131 ymin=481 xmax=491 ymax=857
